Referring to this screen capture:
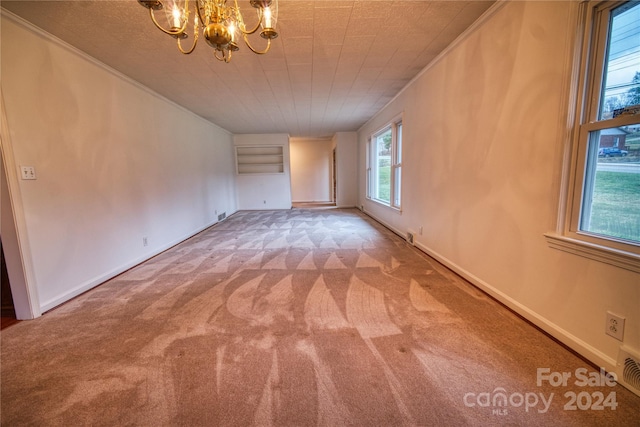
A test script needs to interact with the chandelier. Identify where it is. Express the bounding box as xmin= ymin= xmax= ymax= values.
xmin=137 ymin=0 xmax=278 ymax=62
